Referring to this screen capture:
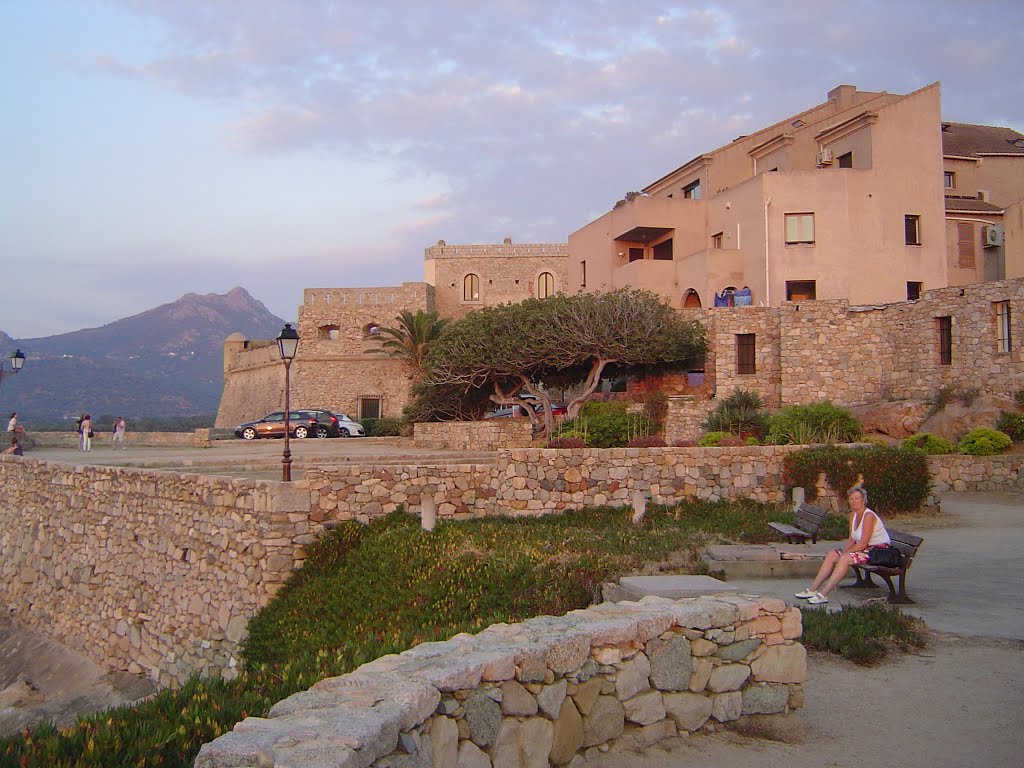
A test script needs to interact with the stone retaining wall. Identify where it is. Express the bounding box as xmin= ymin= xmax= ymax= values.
xmin=195 ymin=594 xmax=806 ymax=768
xmin=414 ymin=420 xmax=535 ymax=450
xmin=26 ymin=430 xmax=211 ymax=448
xmin=0 ymin=457 xmax=310 ymax=687
xmin=926 ymin=454 xmax=1024 ymax=496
